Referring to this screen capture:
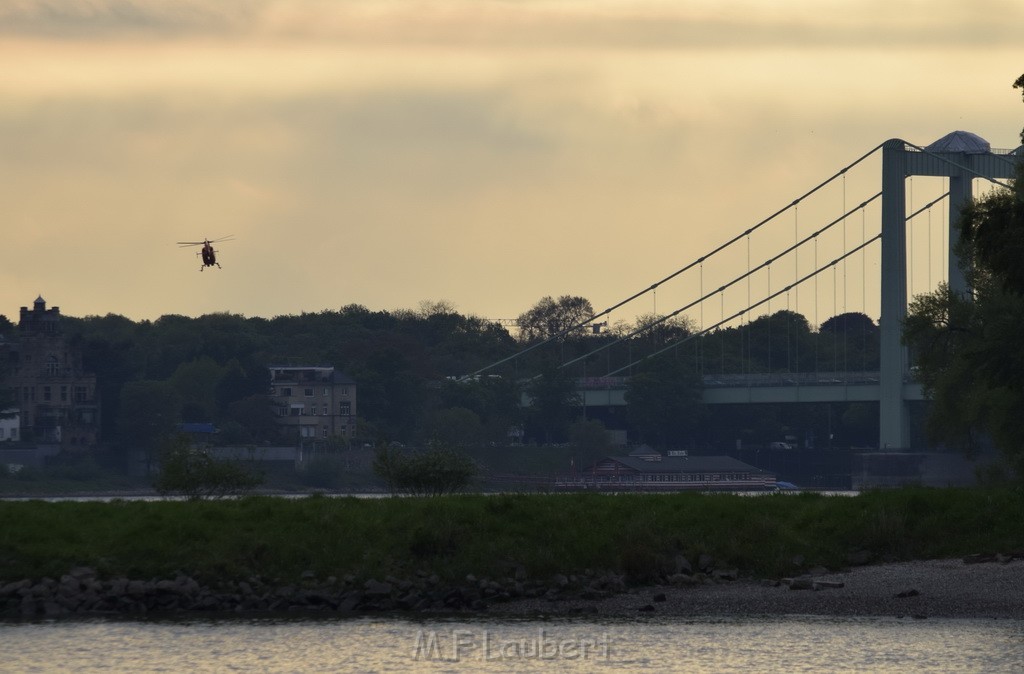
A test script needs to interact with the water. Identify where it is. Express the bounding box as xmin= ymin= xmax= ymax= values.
xmin=3 ymin=615 xmax=1022 ymax=673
